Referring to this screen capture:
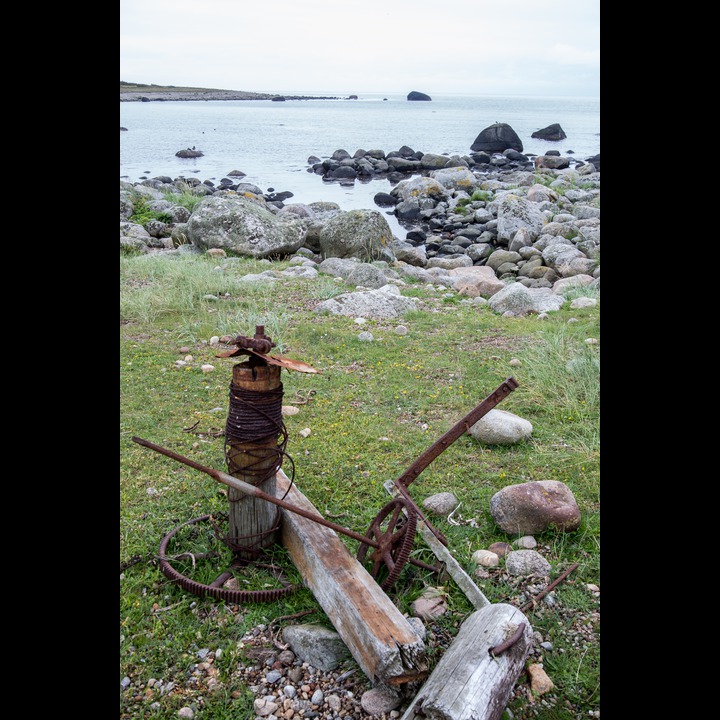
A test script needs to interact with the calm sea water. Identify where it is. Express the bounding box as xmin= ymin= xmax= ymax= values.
xmin=120 ymin=93 xmax=599 ymax=235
